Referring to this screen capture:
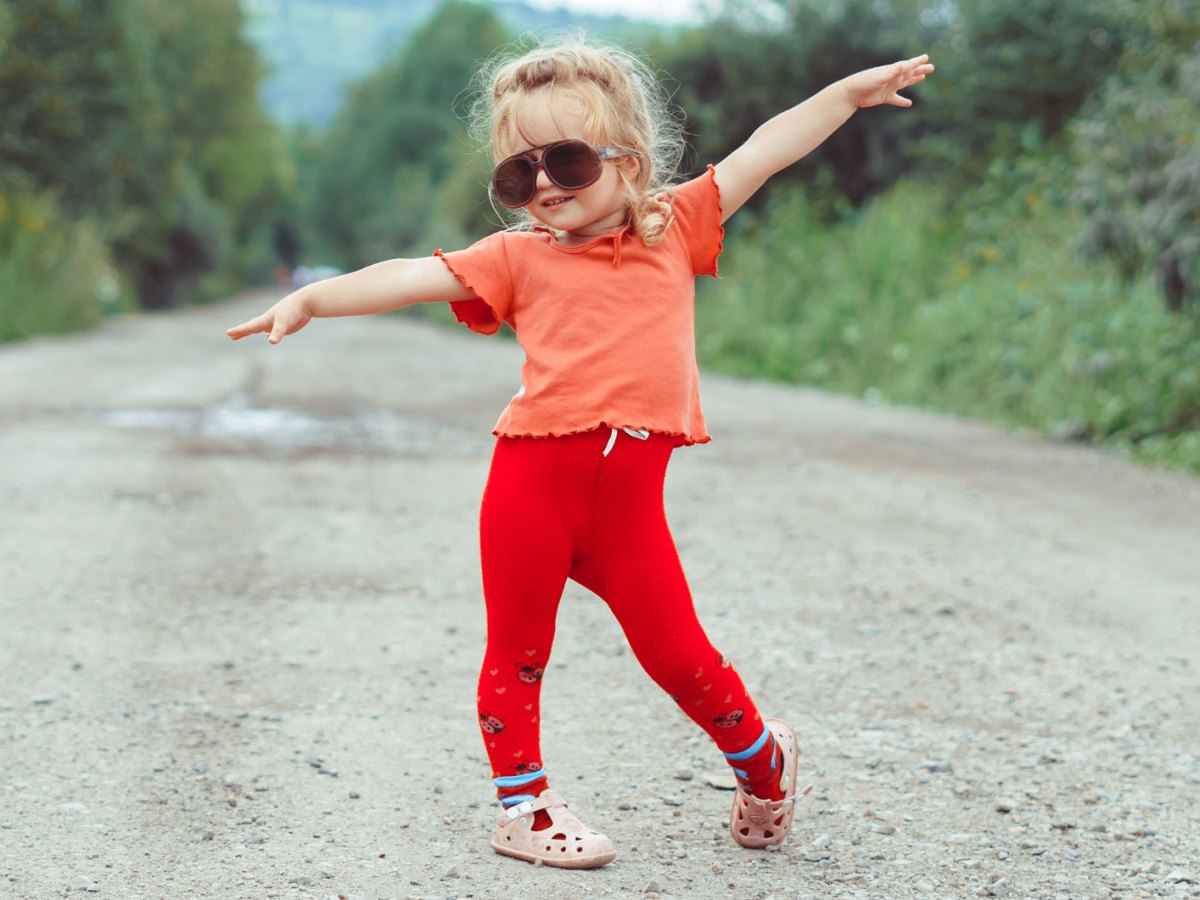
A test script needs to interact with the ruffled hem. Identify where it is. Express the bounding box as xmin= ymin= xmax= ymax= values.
xmin=435 ymin=249 xmax=504 ymax=335
xmin=492 ymin=423 xmax=711 ymax=448
xmin=704 ymin=164 xmax=725 ymax=279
